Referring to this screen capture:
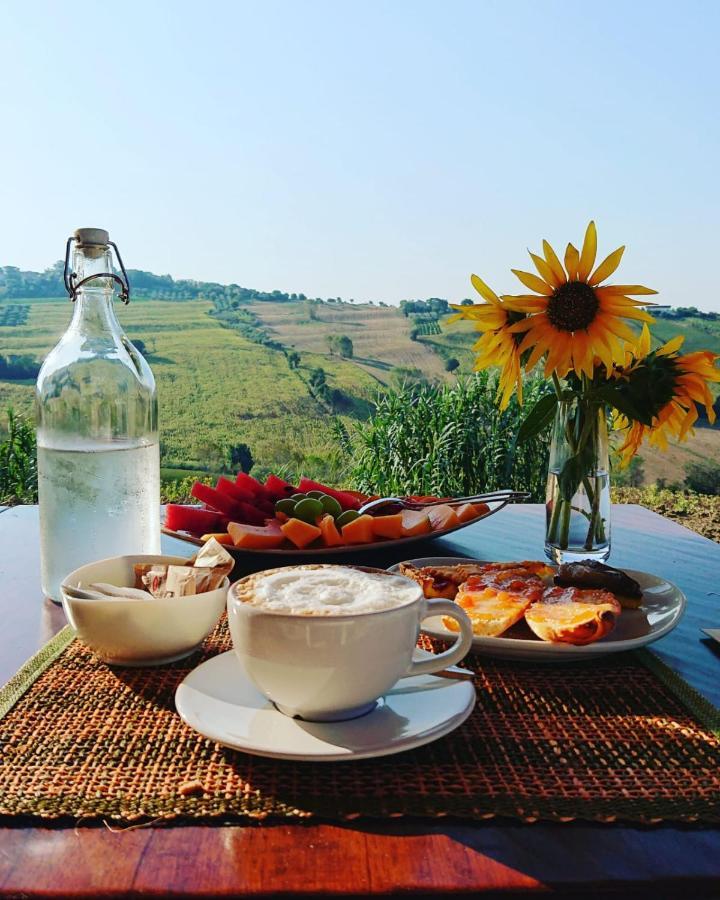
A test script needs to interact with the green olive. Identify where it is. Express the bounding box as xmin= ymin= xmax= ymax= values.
xmin=335 ymin=509 xmax=360 ymax=528
xmin=320 ymin=495 xmax=343 ymax=518
xmin=290 ymin=493 xmax=308 ymax=502
xmin=306 ymin=490 xmax=326 ymax=499
xmin=293 ymin=497 xmax=324 ymax=523
xmin=275 ymin=498 xmax=297 ymax=516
